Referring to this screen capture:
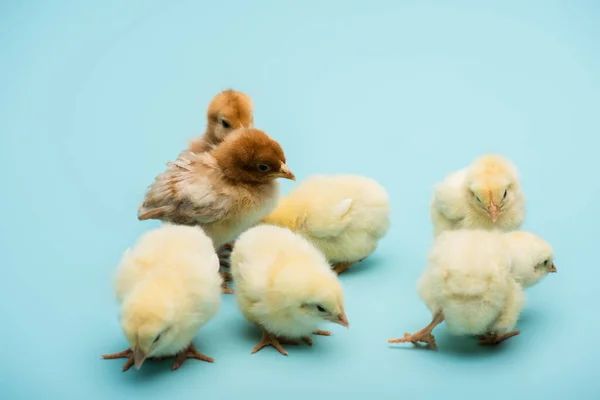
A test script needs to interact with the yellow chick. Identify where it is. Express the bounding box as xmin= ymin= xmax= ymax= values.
xmin=503 ymin=231 xmax=557 ymax=288
xmin=388 ymin=229 xmax=555 ymax=349
xmin=188 ymin=89 xmax=254 ymax=154
xmin=261 ymin=174 xmax=390 ymax=274
xmin=230 ymin=225 xmax=349 ymax=356
xmin=102 ymin=224 xmax=222 ymax=371
xmin=430 ymin=154 xmax=525 ymax=237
